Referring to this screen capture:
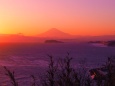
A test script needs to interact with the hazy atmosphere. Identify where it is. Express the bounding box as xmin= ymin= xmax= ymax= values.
xmin=0 ymin=0 xmax=115 ymax=86
xmin=0 ymin=0 xmax=115 ymax=36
